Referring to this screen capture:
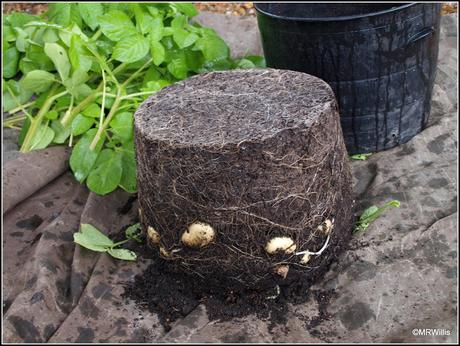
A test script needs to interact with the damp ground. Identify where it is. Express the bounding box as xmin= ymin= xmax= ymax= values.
xmin=122 ymin=241 xmax=344 ymax=333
